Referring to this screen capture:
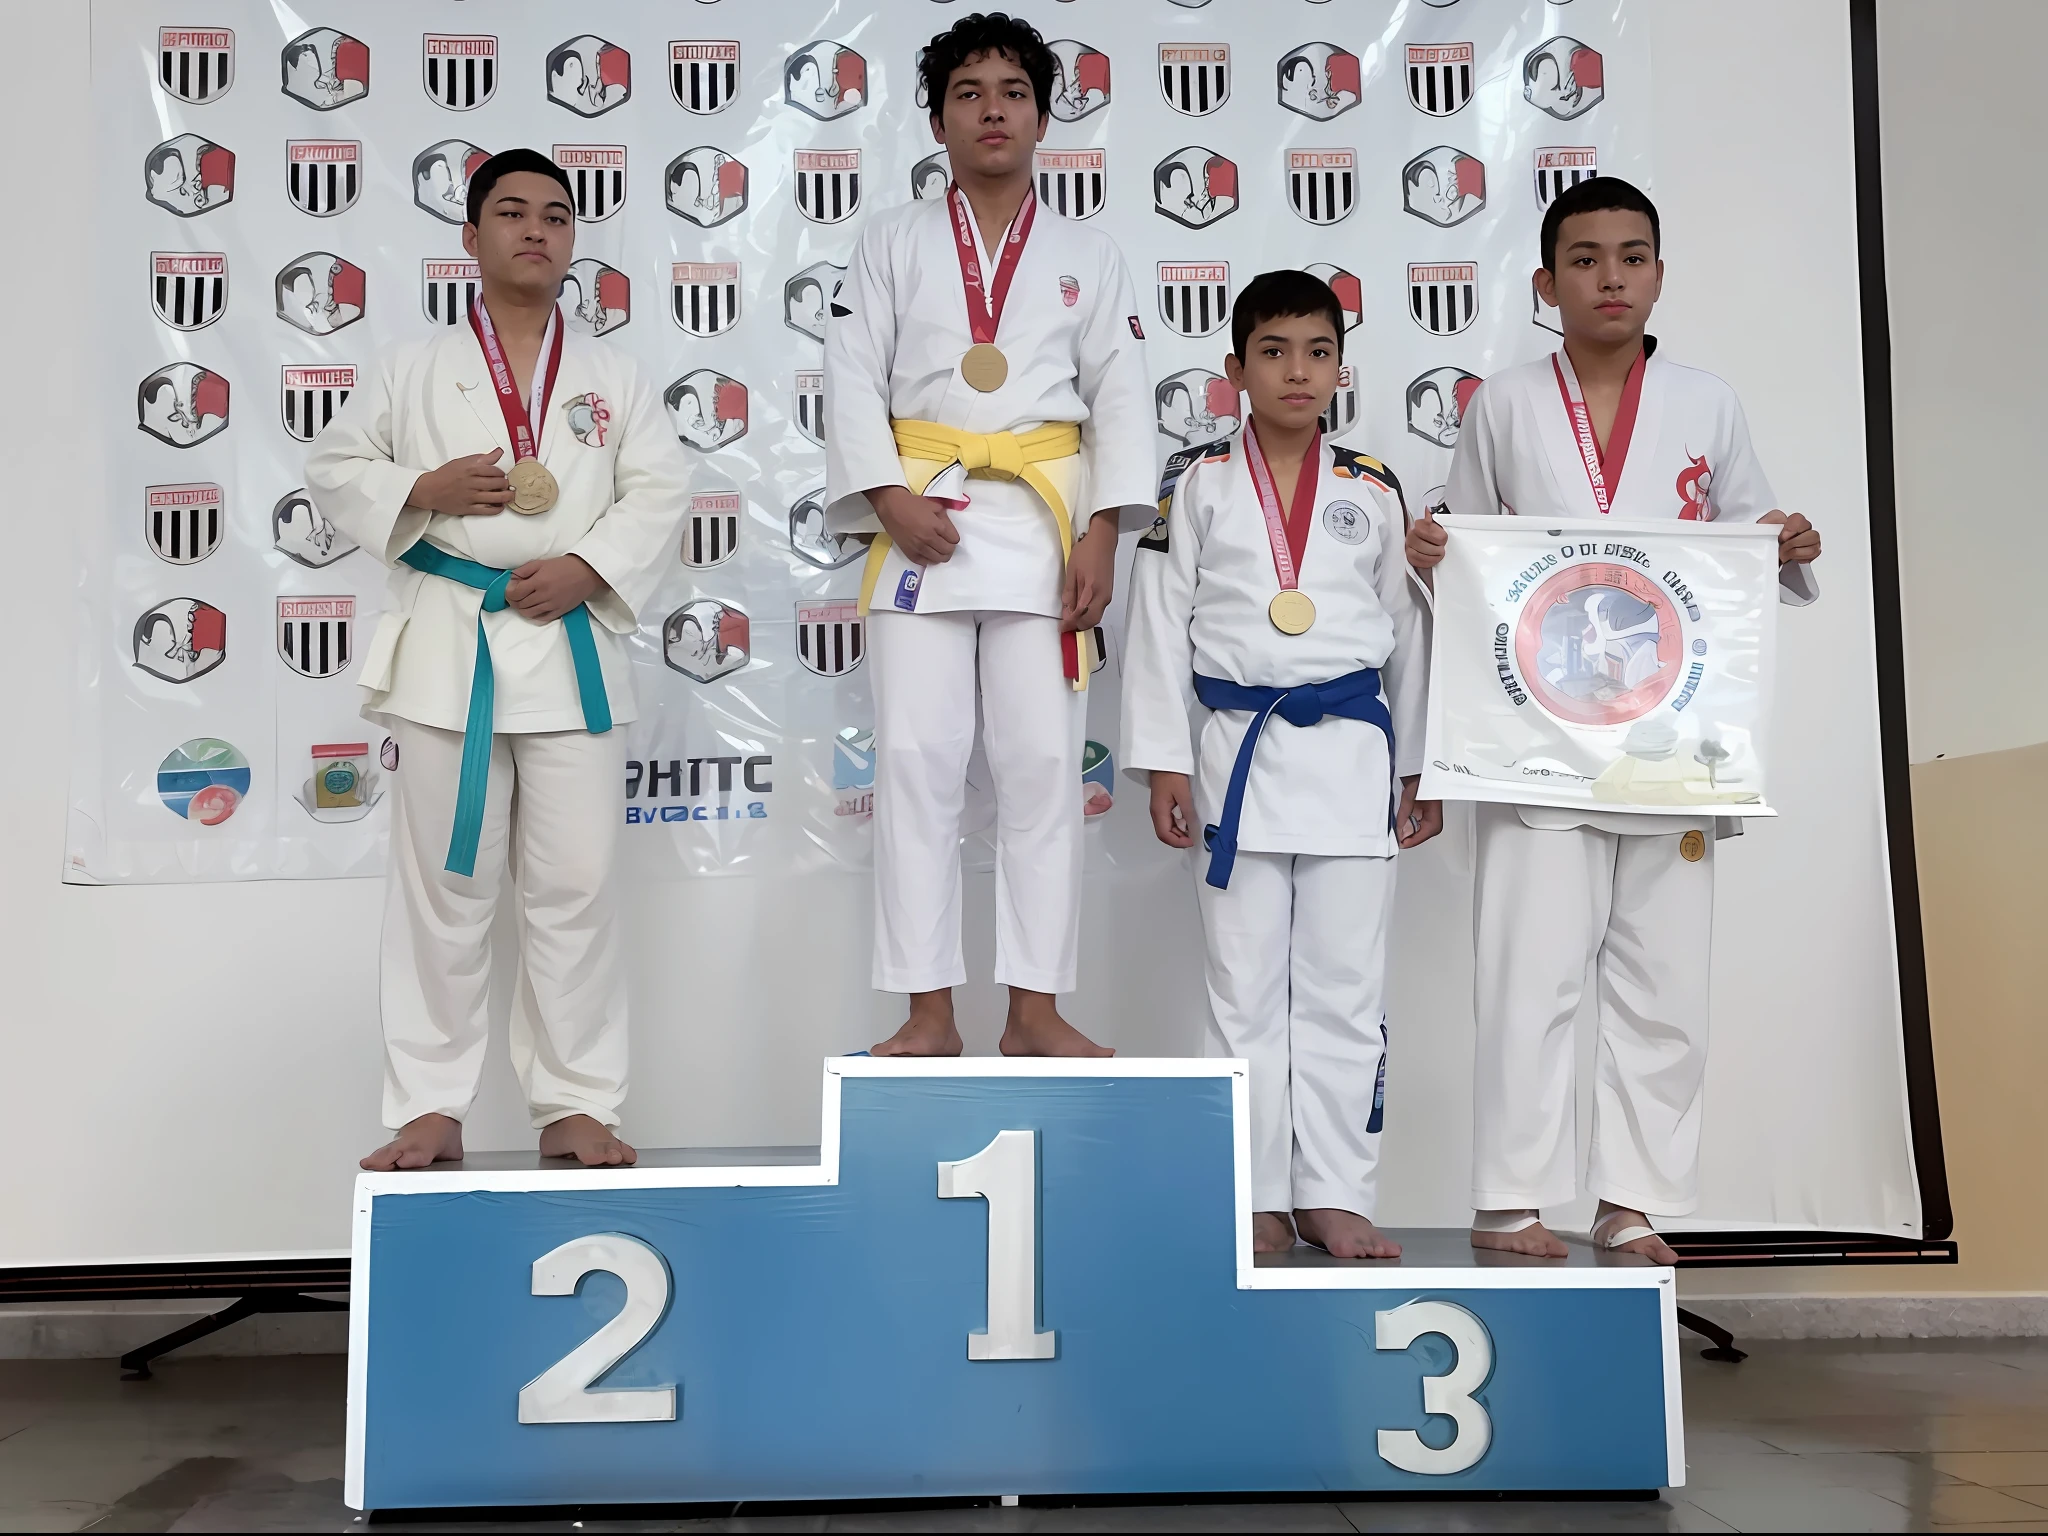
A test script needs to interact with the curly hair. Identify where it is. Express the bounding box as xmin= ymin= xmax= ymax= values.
xmin=917 ymin=12 xmax=1055 ymax=120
